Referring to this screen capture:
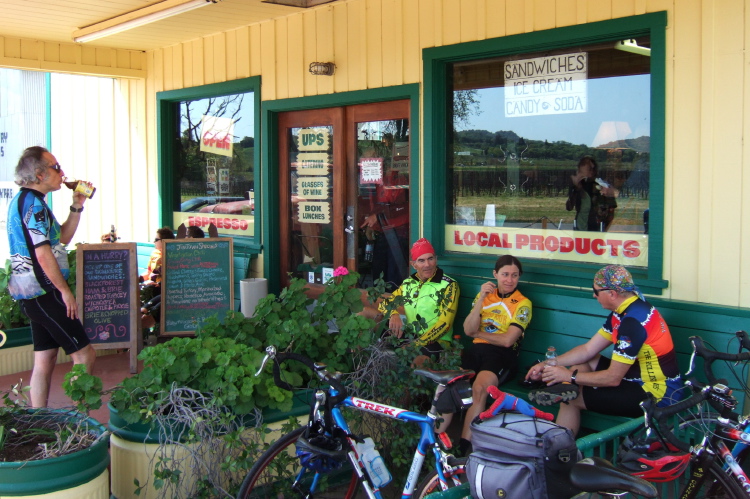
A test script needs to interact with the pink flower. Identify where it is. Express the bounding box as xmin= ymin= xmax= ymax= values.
xmin=333 ymin=266 xmax=349 ymax=277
